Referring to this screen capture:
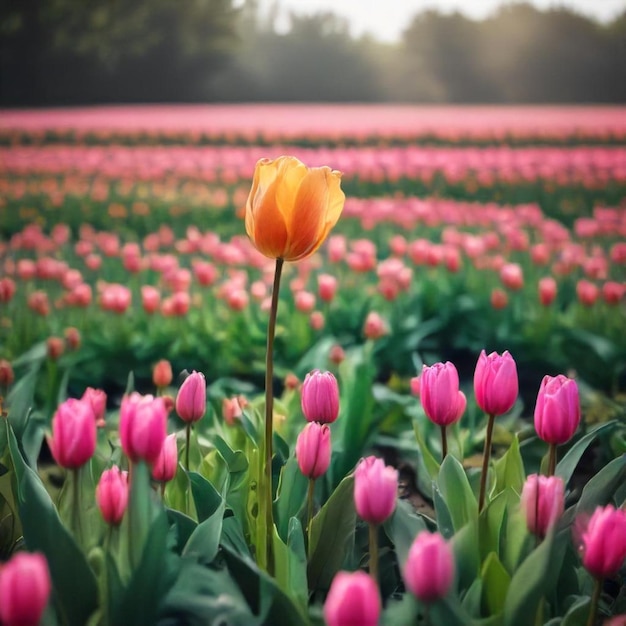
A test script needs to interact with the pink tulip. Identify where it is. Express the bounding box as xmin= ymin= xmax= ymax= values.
xmin=363 ymin=312 xmax=387 ymax=340
xmin=176 ymin=371 xmax=206 ymax=423
xmin=420 ymin=362 xmax=466 ymax=426
xmin=141 ymin=285 xmax=161 ymax=314
xmin=0 ymin=552 xmax=51 ymax=626
xmin=0 ymin=277 xmax=16 ymax=303
xmin=0 ymin=359 xmax=14 ymax=387
xmin=500 ymin=263 xmax=524 ymax=290
xmin=301 ymin=370 xmax=340 ymax=424
xmin=317 ymin=273 xmax=338 ymax=302
xmin=81 ymin=387 xmax=107 ymax=427
xmin=295 ymin=422 xmax=331 ymax=479
xmin=354 ymin=456 xmax=398 ymax=525
xmin=119 ymin=392 xmax=168 ymax=464
xmin=581 ymin=505 xmax=626 ymax=579
xmin=96 ymin=466 xmax=129 ymax=525
xmin=151 ymin=433 xmax=178 ymax=483
xmin=323 ymin=571 xmax=381 ymax=626
xmin=473 ymin=350 xmax=518 ymax=416
xmin=491 ymin=288 xmax=508 ymax=309
xmin=153 ymin=359 xmax=173 ymax=388
xmin=48 ymin=398 xmax=97 ymax=469
xmin=520 ymin=474 xmax=565 ymax=538
xmin=294 ymin=290 xmax=316 ymax=313
xmin=534 ymin=375 xmax=580 ymax=445
xmin=576 ymin=280 xmax=599 ymax=306
xmin=404 ymin=531 xmax=455 ymax=603
xmin=222 ymin=396 xmax=247 ymax=426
